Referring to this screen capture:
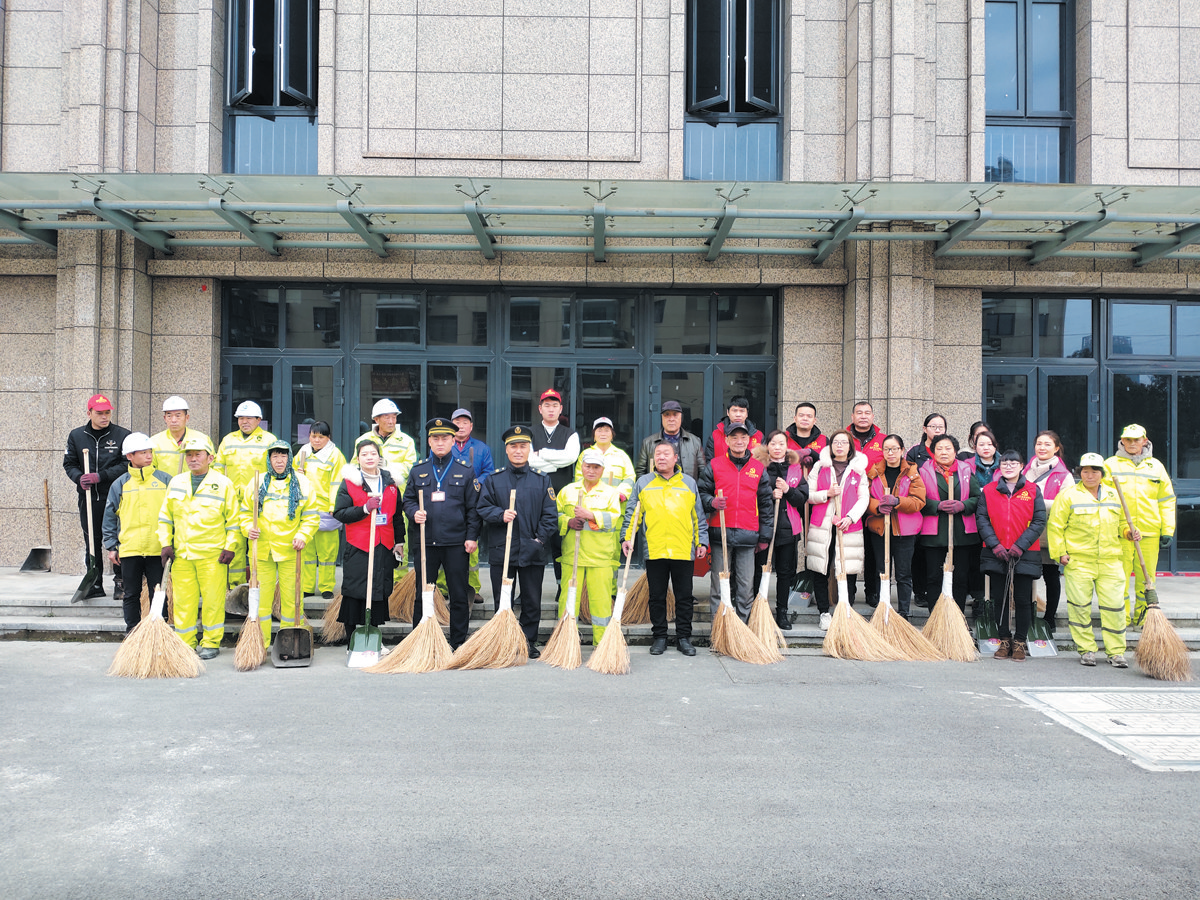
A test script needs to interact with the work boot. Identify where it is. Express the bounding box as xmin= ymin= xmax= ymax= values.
xmin=775 ymin=607 xmax=792 ymax=631
xmin=677 ymin=637 xmax=696 ymax=656
xmin=321 ymin=591 xmax=334 ymax=600
xmin=197 ymin=647 xmax=219 ymax=660
xmin=1011 ymin=640 xmax=1027 ymax=661
xmin=1080 ymin=651 xmax=1096 ymax=667
xmin=649 ymin=637 xmax=667 ymax=655
xmin=526 ymin=640 xmax=540 ymax=660
xmin=1109 ymin=654 xmax=1128 ymax=668
xmin=993 ymin=639 xmax=1011 ymax=660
